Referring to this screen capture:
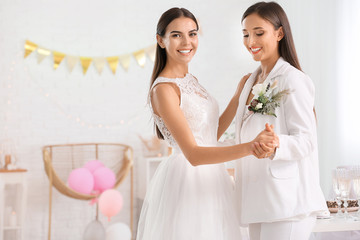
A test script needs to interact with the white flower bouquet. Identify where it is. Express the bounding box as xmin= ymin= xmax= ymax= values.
xmin=248 ymin=79 xmax=290 ymax=117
